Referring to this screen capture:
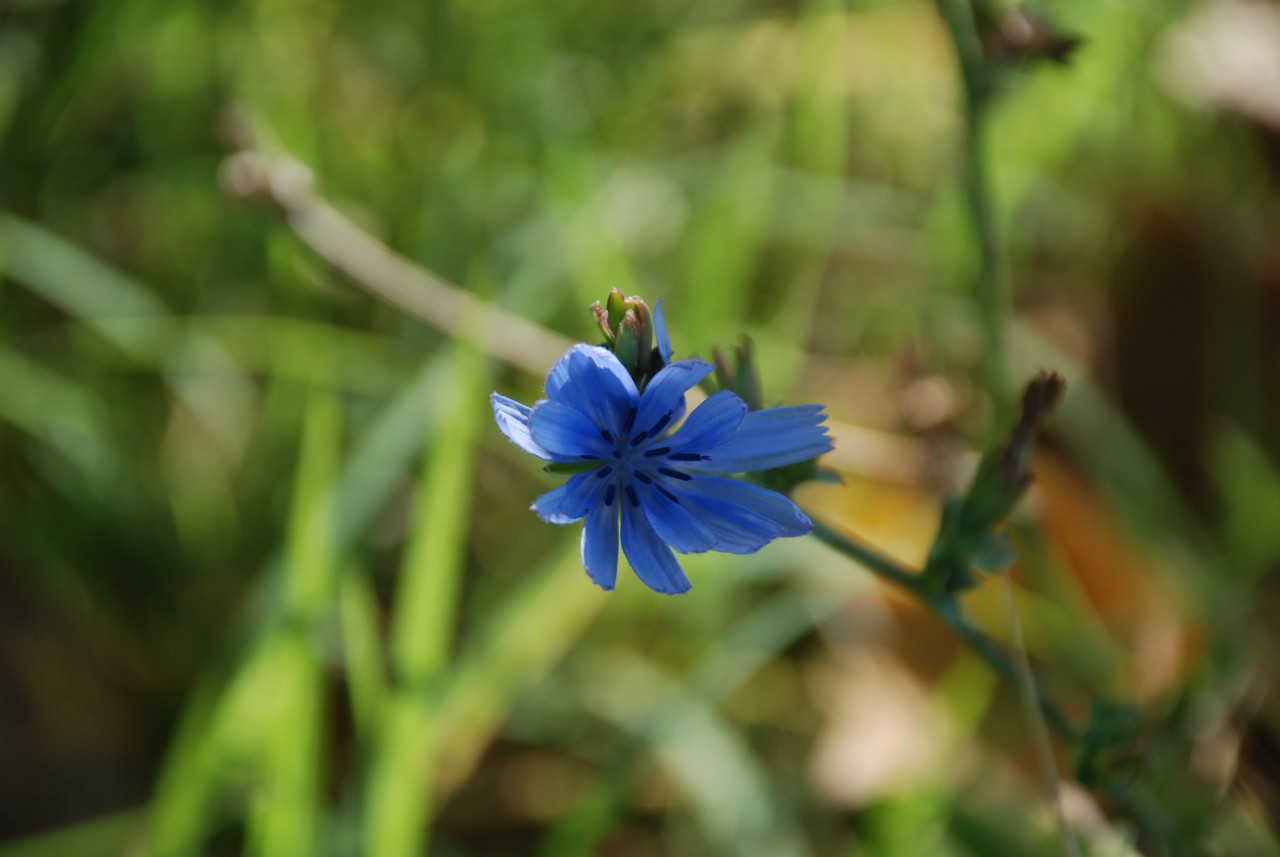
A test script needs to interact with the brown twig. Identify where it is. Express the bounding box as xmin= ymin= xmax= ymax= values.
xmin=218 ymin=111 xmax=571 ymax=378
xmin=217 ymin=110 xmax=974 ymax=491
